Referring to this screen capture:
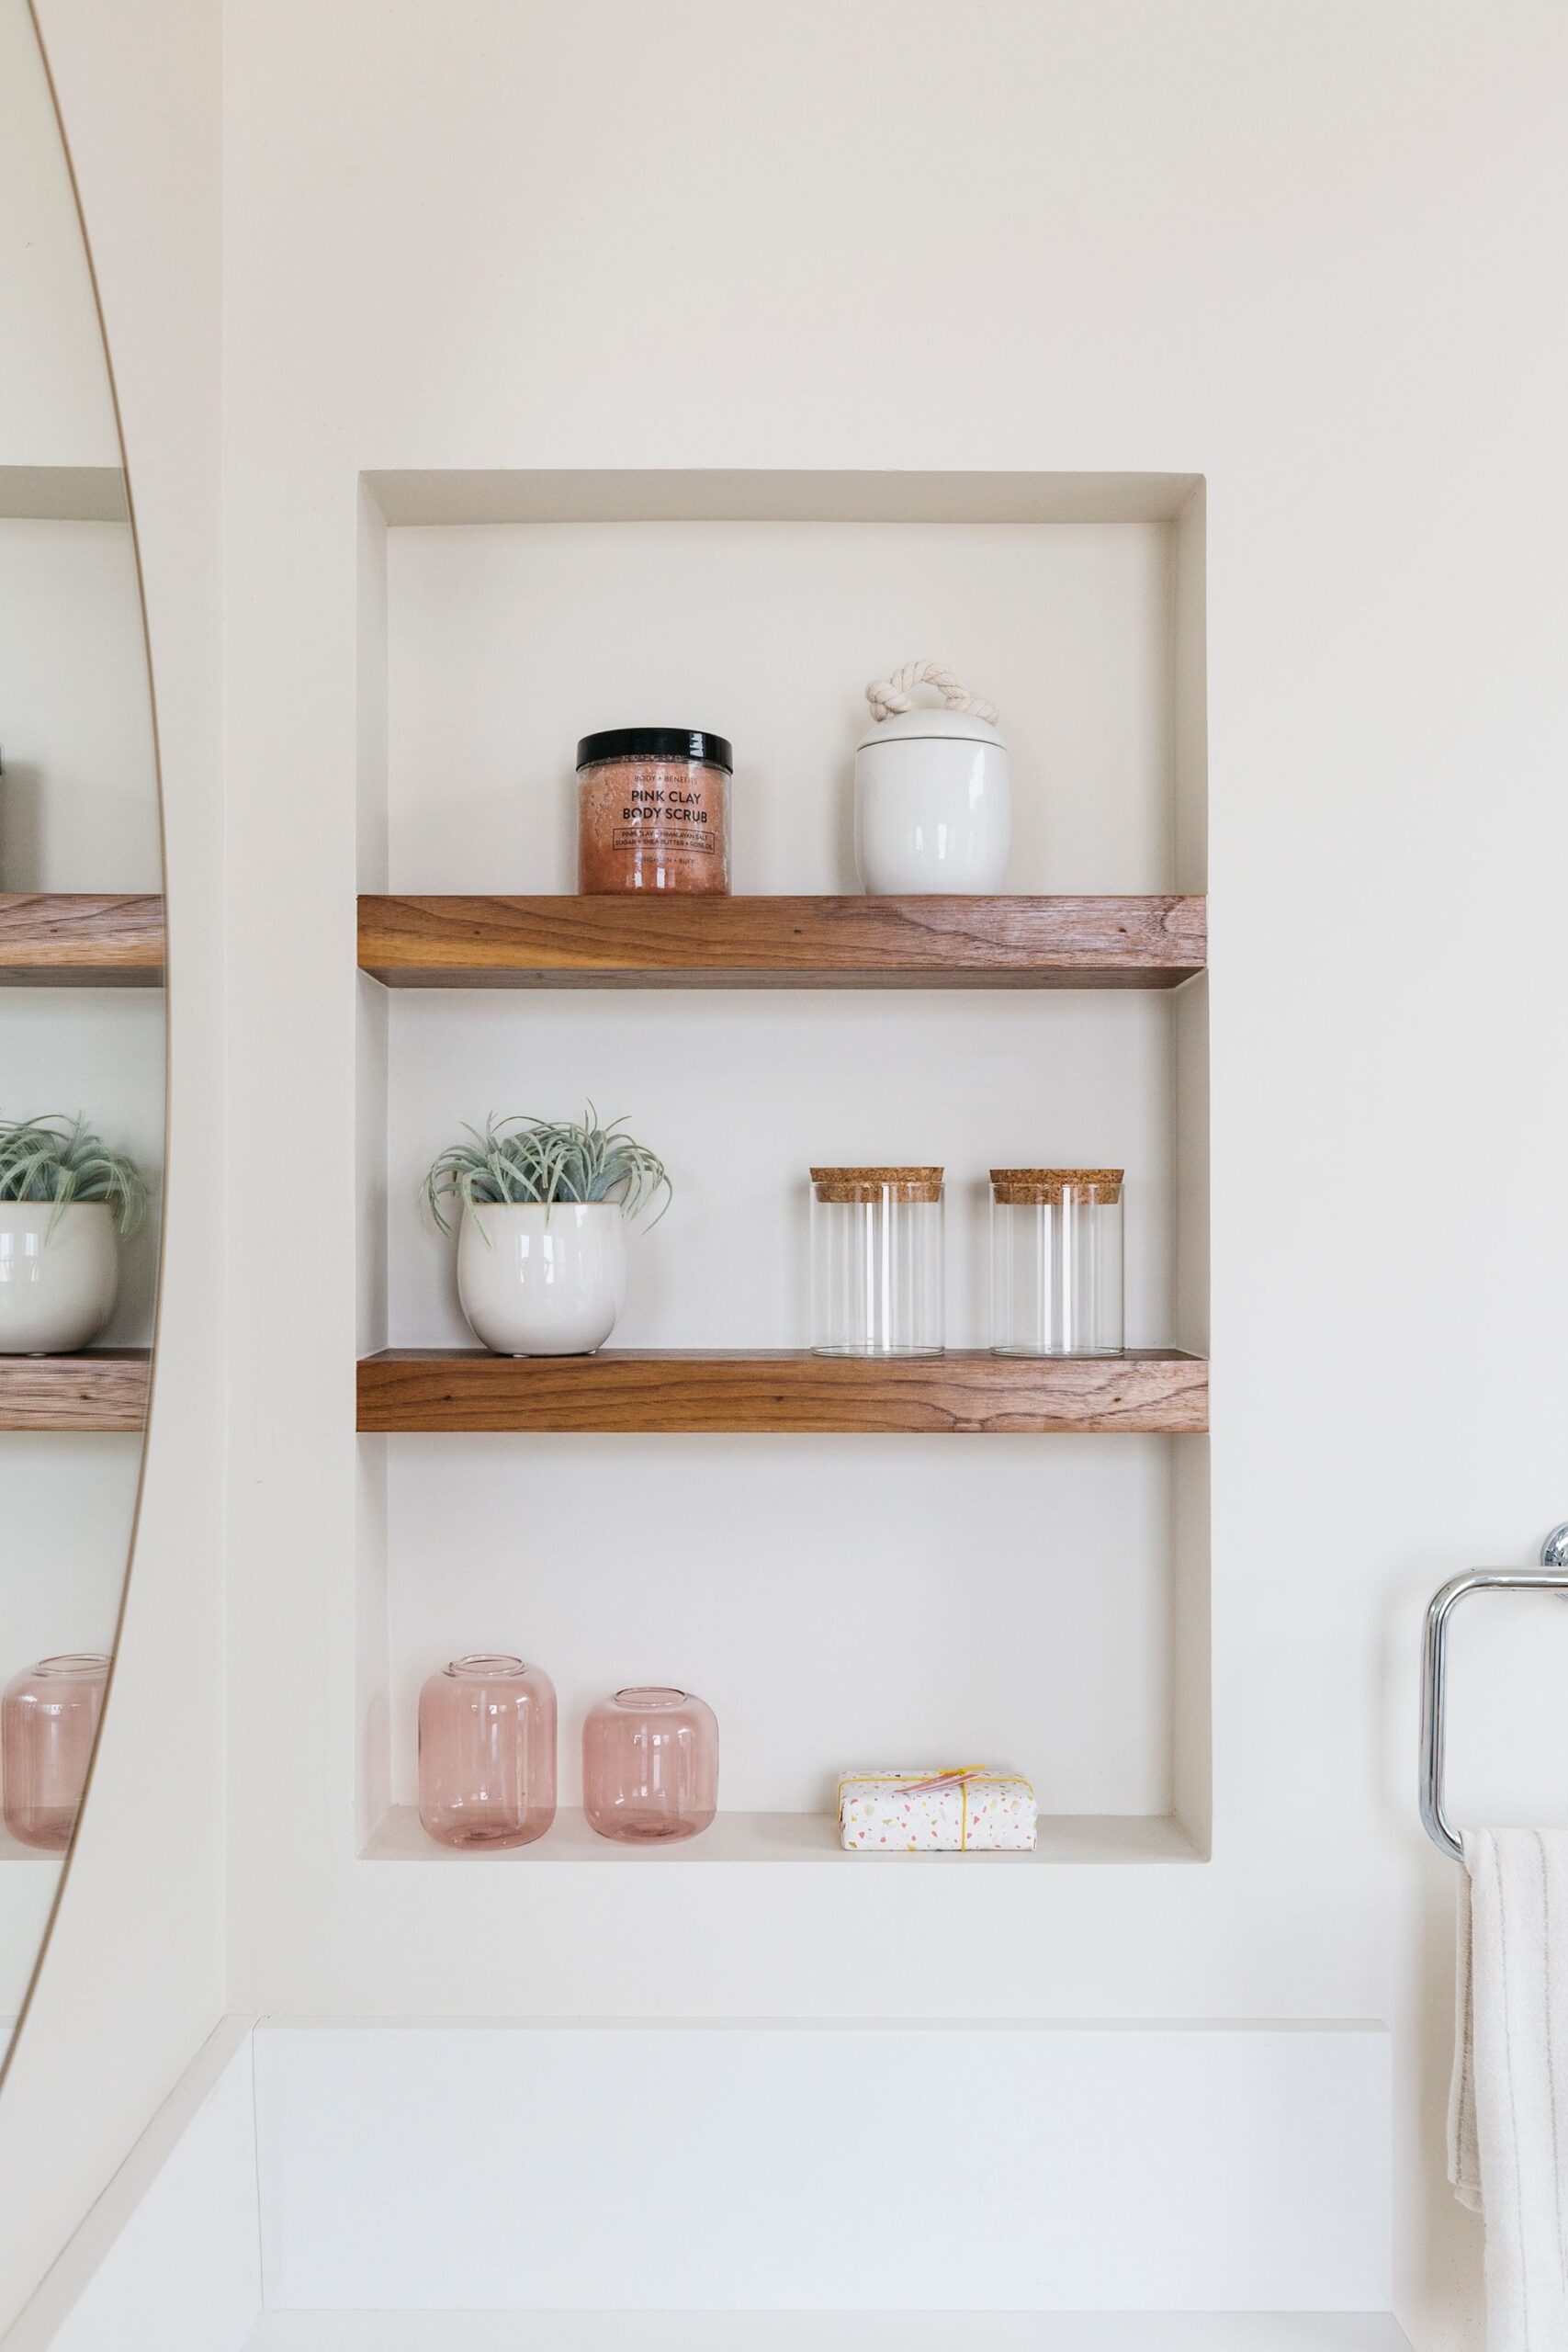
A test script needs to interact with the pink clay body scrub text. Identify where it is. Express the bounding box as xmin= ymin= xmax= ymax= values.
xmin=576 ymin=727 xmax=733 ymax=894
